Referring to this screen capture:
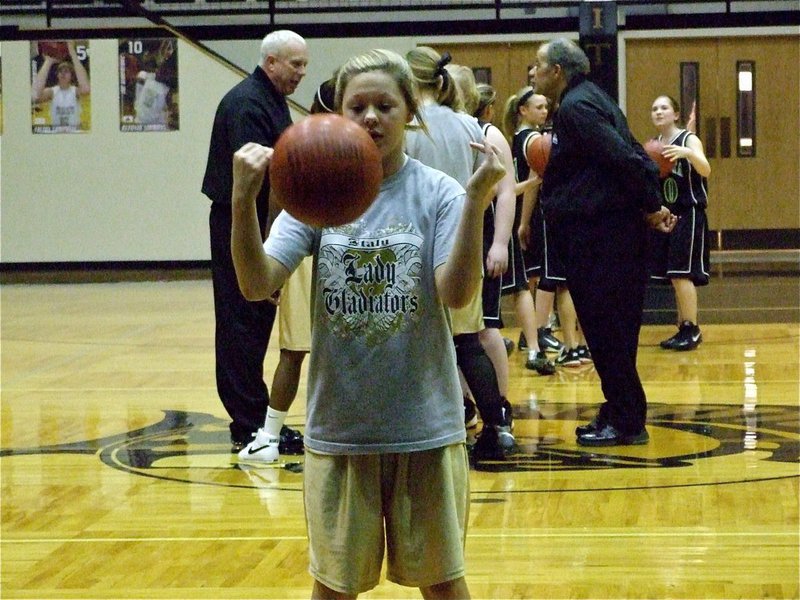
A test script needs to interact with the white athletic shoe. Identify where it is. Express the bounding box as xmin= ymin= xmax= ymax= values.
xmin=238 ymin=429 xmax=280 ymax=463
